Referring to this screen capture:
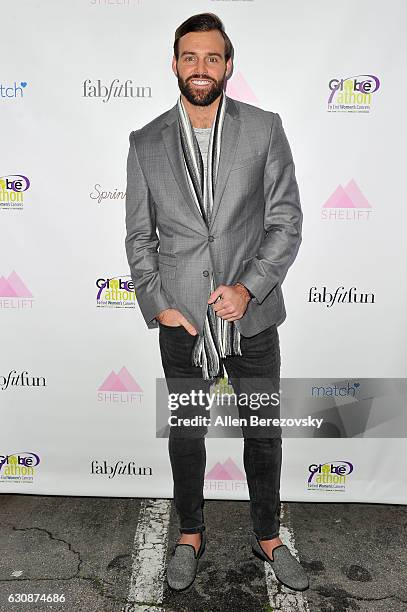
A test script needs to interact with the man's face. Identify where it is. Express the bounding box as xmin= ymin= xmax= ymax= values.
xmin=172 ymin=30 xmax=232 ymax=106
